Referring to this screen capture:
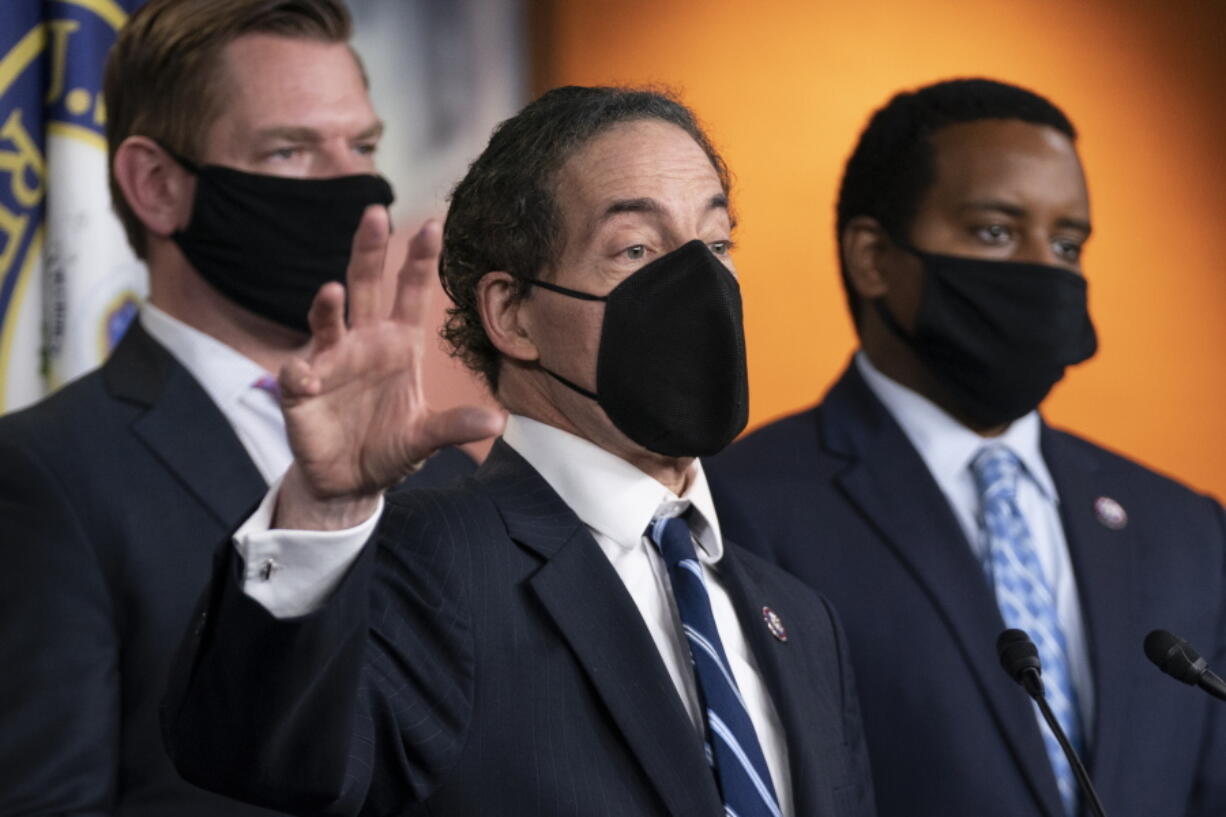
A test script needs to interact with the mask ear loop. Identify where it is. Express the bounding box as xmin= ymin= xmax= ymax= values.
xmin=151 ymin=140 xmax=203 ymax=175
xmin=541 ymin=368 xmax=600 ymax=400
xmin=872 ymin=297 xmax=916 ymax=344
xmin=516 ymin=275 xmax=608 ymax=302
xmin=510 ymin=273 xmax=608 ymax=400
xmin=871 ymin=230 xmax=925 ymax=343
